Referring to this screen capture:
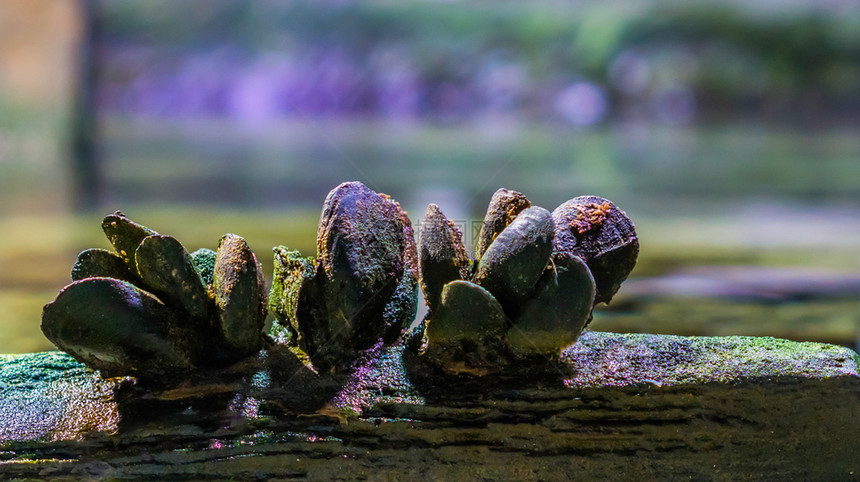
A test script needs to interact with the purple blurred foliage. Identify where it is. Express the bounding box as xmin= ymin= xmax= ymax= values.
xmin=99 ymin=43 xmax=613 ymax=125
